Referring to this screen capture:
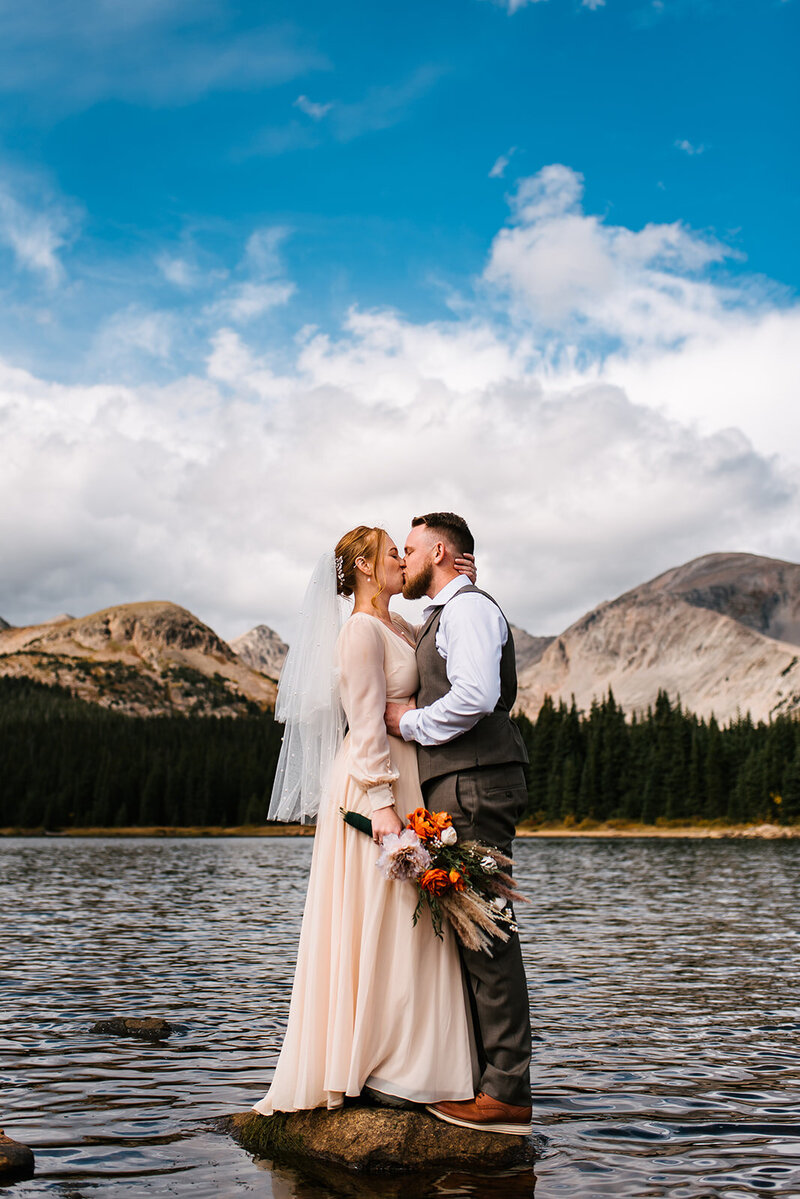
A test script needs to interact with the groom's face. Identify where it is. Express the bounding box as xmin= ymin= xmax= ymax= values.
xmin=402 ymin=526 xmax=436 ymax=600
